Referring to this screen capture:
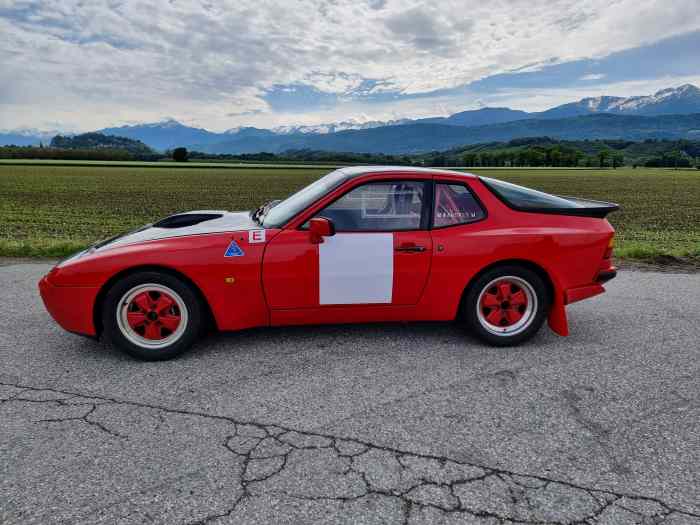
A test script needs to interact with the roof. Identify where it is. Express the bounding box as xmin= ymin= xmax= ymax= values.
xmin=336 ymin=165 xmax=477 ymax=179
